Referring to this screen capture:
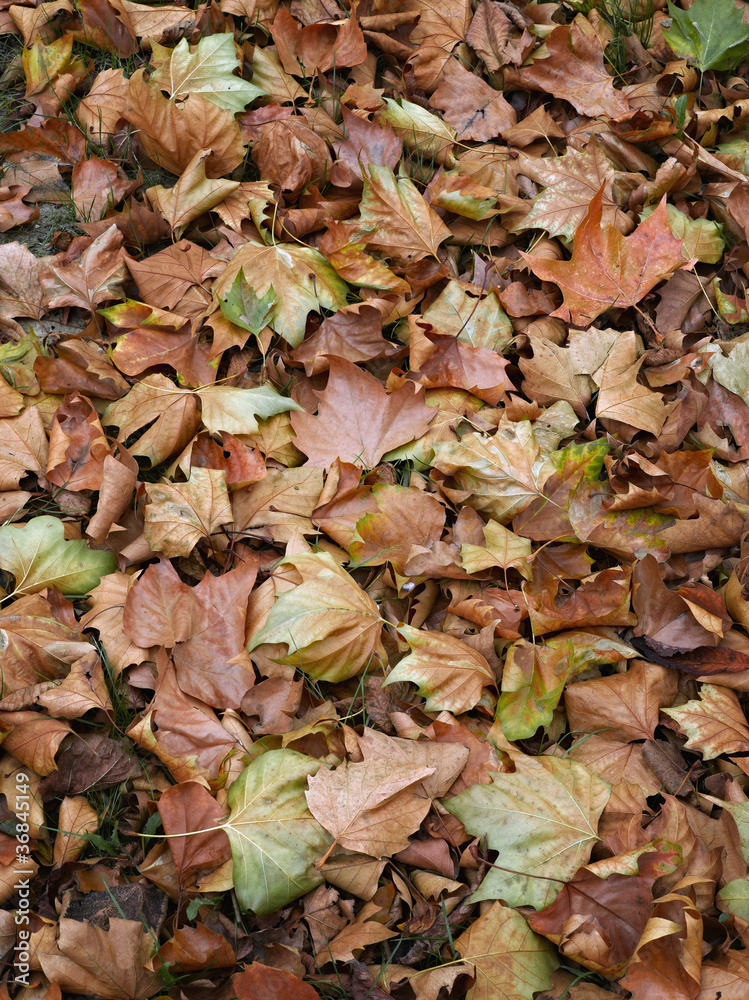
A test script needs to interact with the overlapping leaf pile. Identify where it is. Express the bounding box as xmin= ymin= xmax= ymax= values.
xmin=6 ymin=0 xmax=749 ymax=997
